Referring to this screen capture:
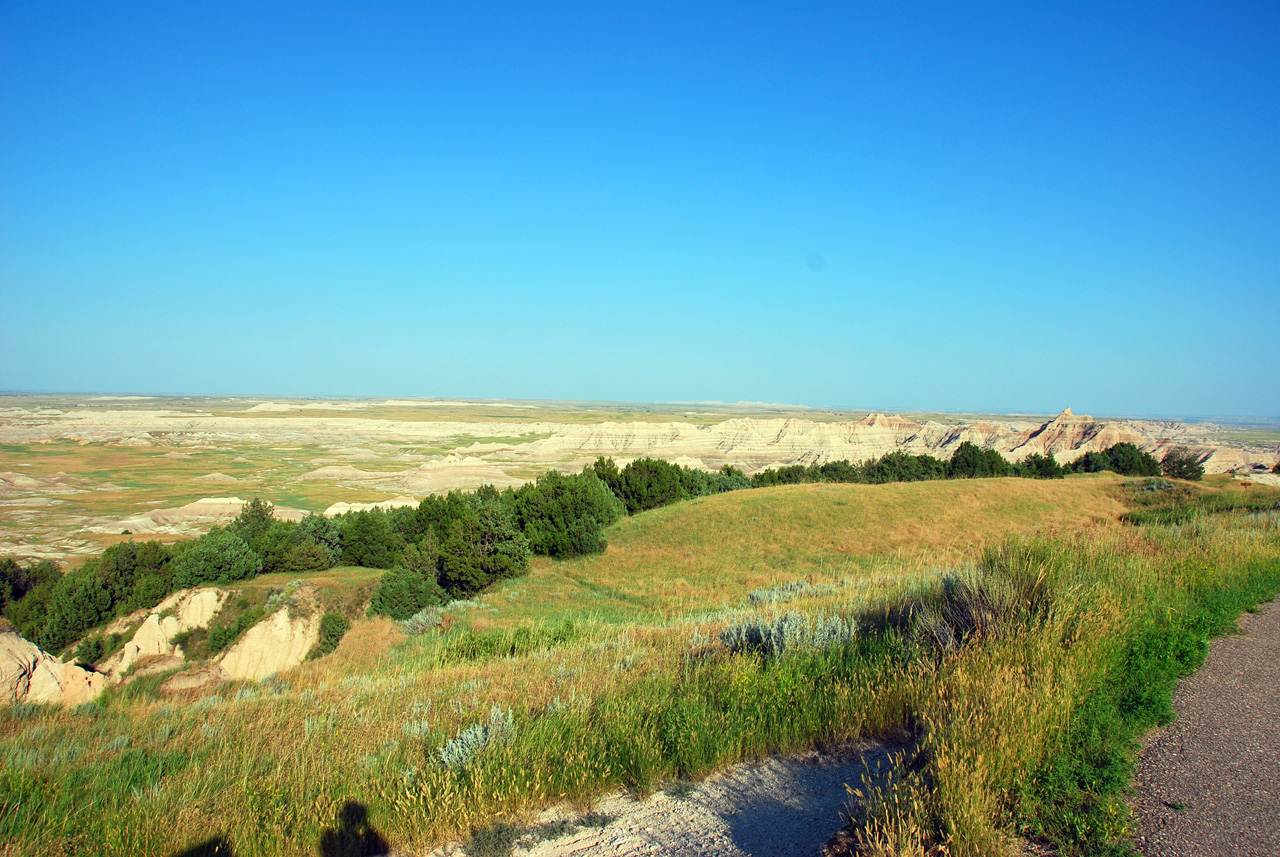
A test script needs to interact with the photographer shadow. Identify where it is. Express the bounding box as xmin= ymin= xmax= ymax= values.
xmin=318 ymin=801 xmax=390 ymax=857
